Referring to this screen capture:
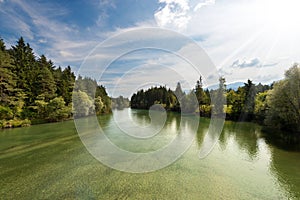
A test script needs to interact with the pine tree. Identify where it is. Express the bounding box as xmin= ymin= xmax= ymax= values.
xmin=0 ymin=38 xmax=16 ymax=105
xmin=10 ymin=37 xmax=37 ymax=105
xmin=213 ymin=77 xmax=226 ymax=116
xmin=194 ymin=76 xmax=205 ymax=105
